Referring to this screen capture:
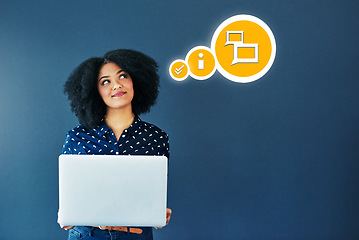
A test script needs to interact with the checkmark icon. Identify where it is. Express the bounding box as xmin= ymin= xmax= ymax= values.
xmin=169 ymin=60 xmax=188 ymax=81
xmin=174 ymin=65 xmax=185 ymax=75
